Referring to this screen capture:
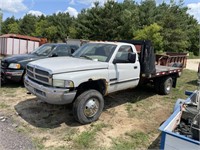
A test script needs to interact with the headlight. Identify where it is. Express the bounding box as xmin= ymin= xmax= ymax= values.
xmin=53 ymin=79 xmax=74 ymax=88
xmin=8 ymin=63 xmax=21 ymax=69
